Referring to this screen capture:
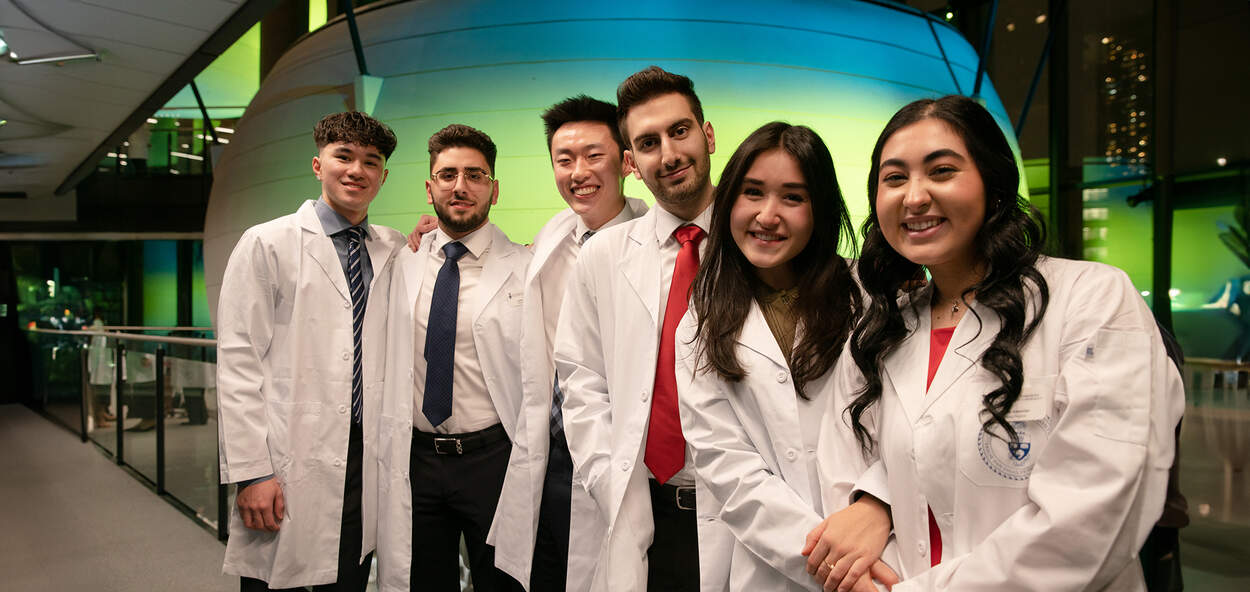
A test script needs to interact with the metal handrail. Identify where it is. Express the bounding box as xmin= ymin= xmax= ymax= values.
xmin=100 ymin=325 xmax=214 ymax=332
xmin=24 ymin=327 xmax=215 ymax=347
